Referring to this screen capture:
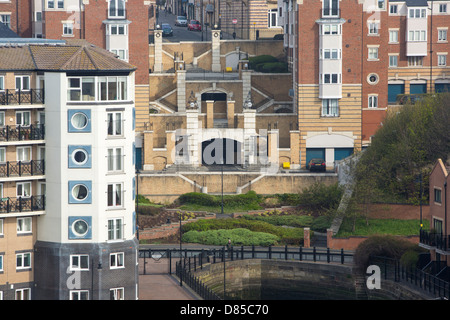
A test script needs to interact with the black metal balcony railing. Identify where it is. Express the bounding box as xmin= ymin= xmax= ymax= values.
xmin=0 ymin=160 xmax=45 ymax=177
xmin=420 ymin=229 xmax=450 ymax=252
xmin=322 ymin=8 xmax=340 ymax=18
xmin=0 ymin=125 xmax=45 ymax=142
xmin=0 ymin=195 xmax=45 ymax=214
xmin=0 ymin=89 xmax=44 ymax=105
